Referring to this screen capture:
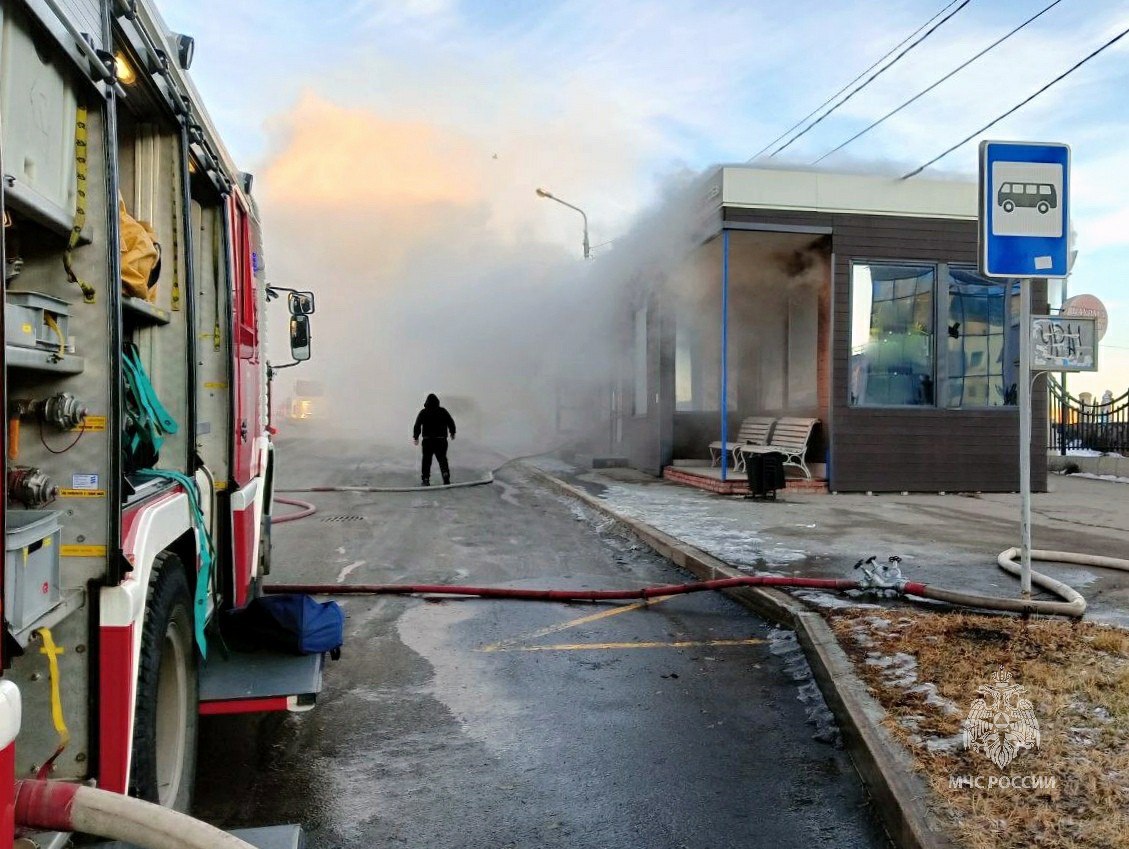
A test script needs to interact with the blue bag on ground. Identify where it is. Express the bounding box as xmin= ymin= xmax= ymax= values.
xmin=221 ymin=594 xmax=344 ymax=659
